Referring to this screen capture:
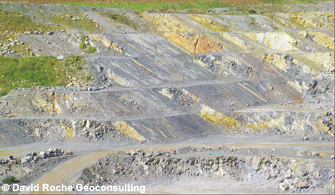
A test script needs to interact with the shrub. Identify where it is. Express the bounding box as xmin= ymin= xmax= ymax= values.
xmin=87 ymin=46 xmax=96 ymax=54
xmin=249 ymin=9 xmax=257 ymax=14
xmin=76 ymin=65 xmax=82 ymax=70
xmin=80 ymin=34 xmax=86 ymax=49
xmin=3 ymin=176 xmax=19 ymax=185
xmin=79 ymin=42 xmax=86 ymax=49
